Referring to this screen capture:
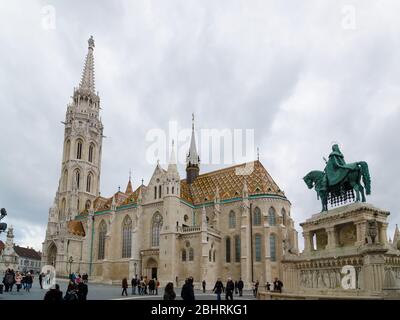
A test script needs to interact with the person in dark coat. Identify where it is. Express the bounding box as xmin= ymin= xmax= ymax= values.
xmin=273 ymin=278 xmax=283 ymax=293
xmin=163 ymin=282 xmax=176 ymax=300
xmin=44 ymin=284 xmax=63 ymax=301
xmin=25 ymin=272 xmax=33 ymax=292
xmin=131 ymin=276 xmax=137 ymax=295
xmin=64 ymin=282 xmax=78 ymax=301
xmin=38 ymin=273 xmax=43 ymax=289
xmin=181 ymin=277 xmax=195 ymax=301
xmin=212 ymin=278 xmax=224 ymax=301
xmin=77 ymin=281 xmax=88 ymax=300
xmin=237 ymin=278 xmax=244 ymax=296
xmin=202 ymin=280 xmax=206 ymax=293
xmin=225 ymin=278 xmax=235 ymax=300
xmin=121 ymin=278 xmax=128 ymax=296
